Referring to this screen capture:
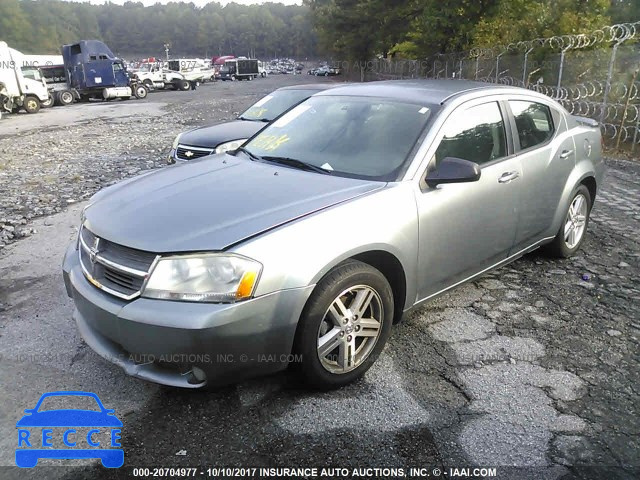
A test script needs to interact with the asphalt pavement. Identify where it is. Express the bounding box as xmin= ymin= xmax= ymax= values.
xmin=0 ymin=75 xmax=638 ymax=480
